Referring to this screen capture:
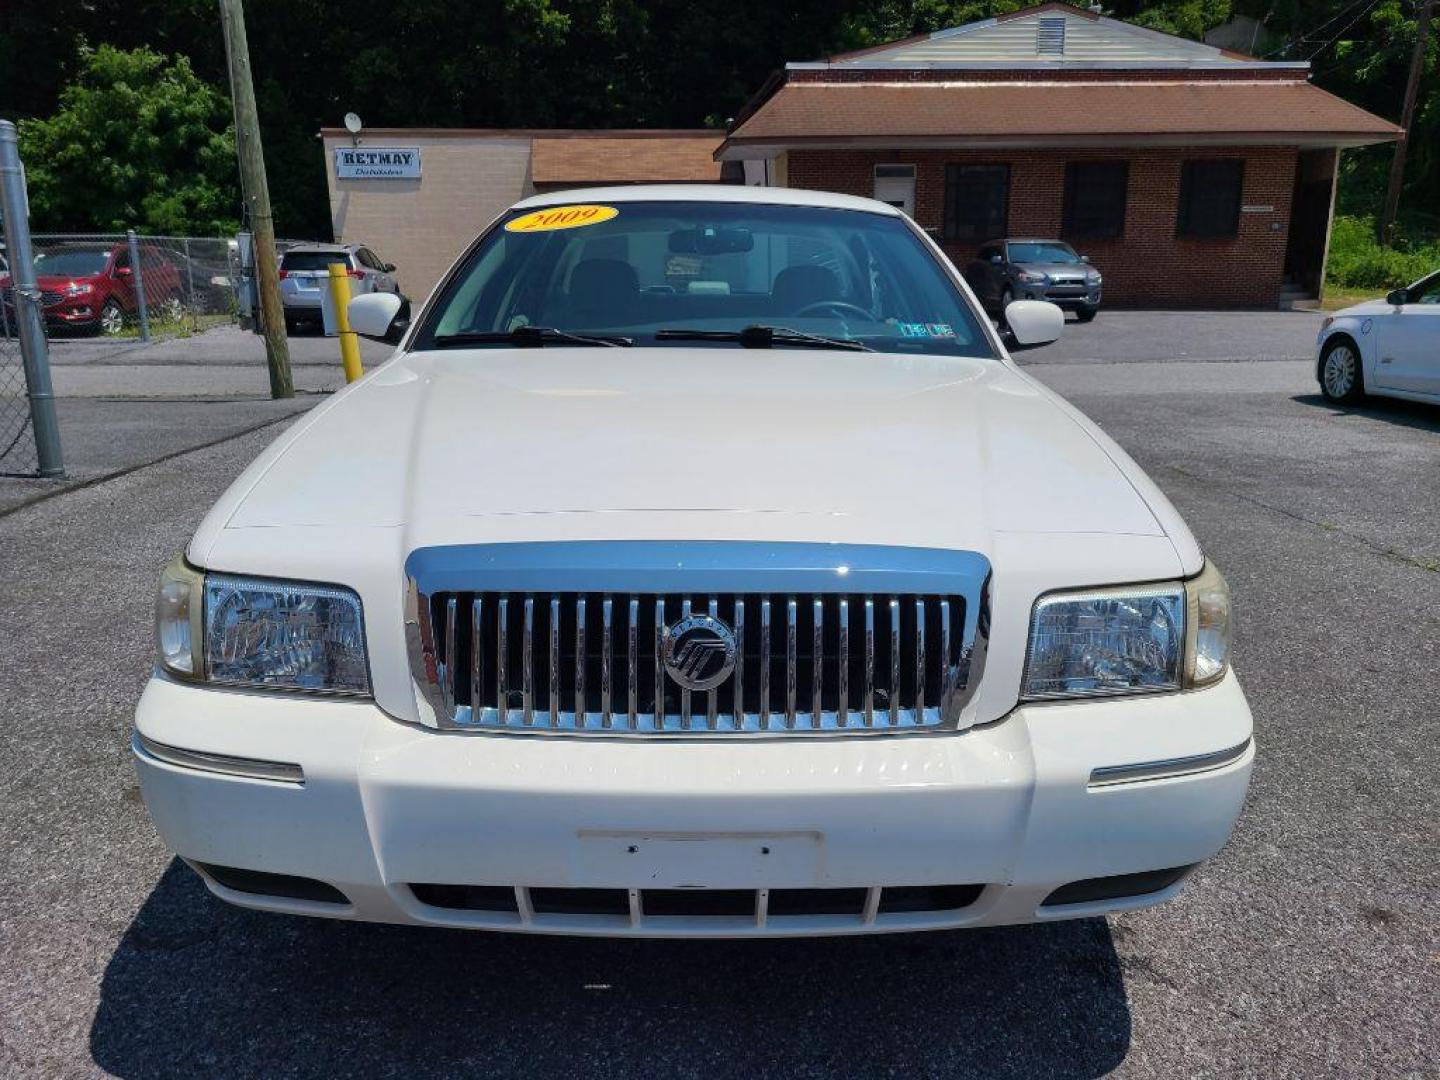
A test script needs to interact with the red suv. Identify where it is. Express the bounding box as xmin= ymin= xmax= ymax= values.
xmin=2 ymin=243 xmax=185 ymax=335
